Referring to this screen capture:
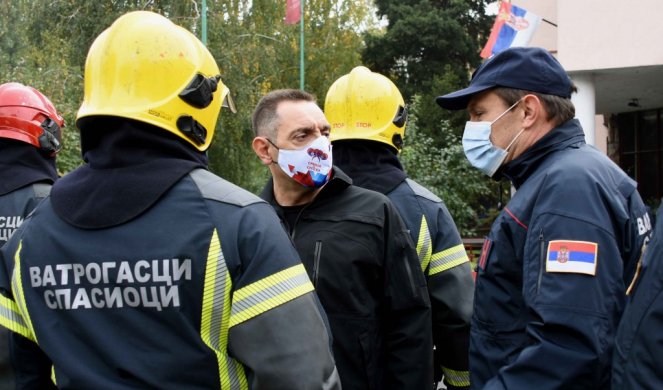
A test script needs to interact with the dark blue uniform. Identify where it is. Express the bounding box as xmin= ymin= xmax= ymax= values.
xmin=612 ymin=203 xmax=661 ymax=389
xmin=472 ymin=119 xmax=651 ymax=389
xmin=0 ymin=169 xmax=339 ymax=389
xmin=0 ymin=183 xmax=52 ymax=389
